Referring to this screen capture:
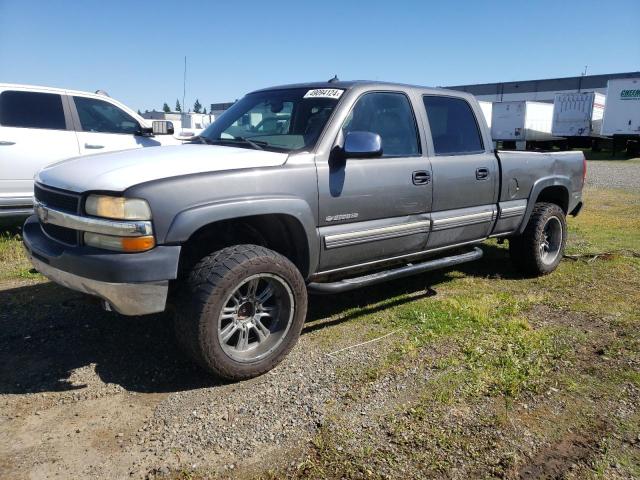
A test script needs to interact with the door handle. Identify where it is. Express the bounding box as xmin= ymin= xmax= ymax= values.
xmin=412 ymin=170 xmax=431 ymax=185
xmin=85 ymin=143 xmax=104 ymax=149
xmin=0 ymin=141 xmax=16 ymax=146
xmin=476 ymin=167 xmax=489 ymax=180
